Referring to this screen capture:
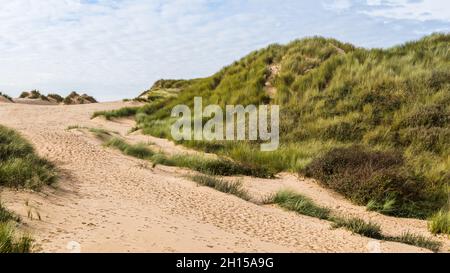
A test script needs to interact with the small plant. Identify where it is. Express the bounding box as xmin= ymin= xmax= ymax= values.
xmin=387 ymin=232 xmax=441 ymax=252
xmin=92 ymin=106 xmax=141 ymax=120
xmin=271 ymin=190 xmax=331 ymax=219
xmin=0 ymin=223 xmax=33 ymax=253
xmin=105 ymin=138 xmax=154 ymax=160
xmin=0 ymin=202 xmax=18 ymax=223
xmin=66 ymin=125 xmax=83 ymax=130
xmin=190 ymin=174 xmax=250 ymax=200
xmin=428 ymin=209 xmax=450 ymax=235
xmin=331 ymin=217 xmax=383 ymax=239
